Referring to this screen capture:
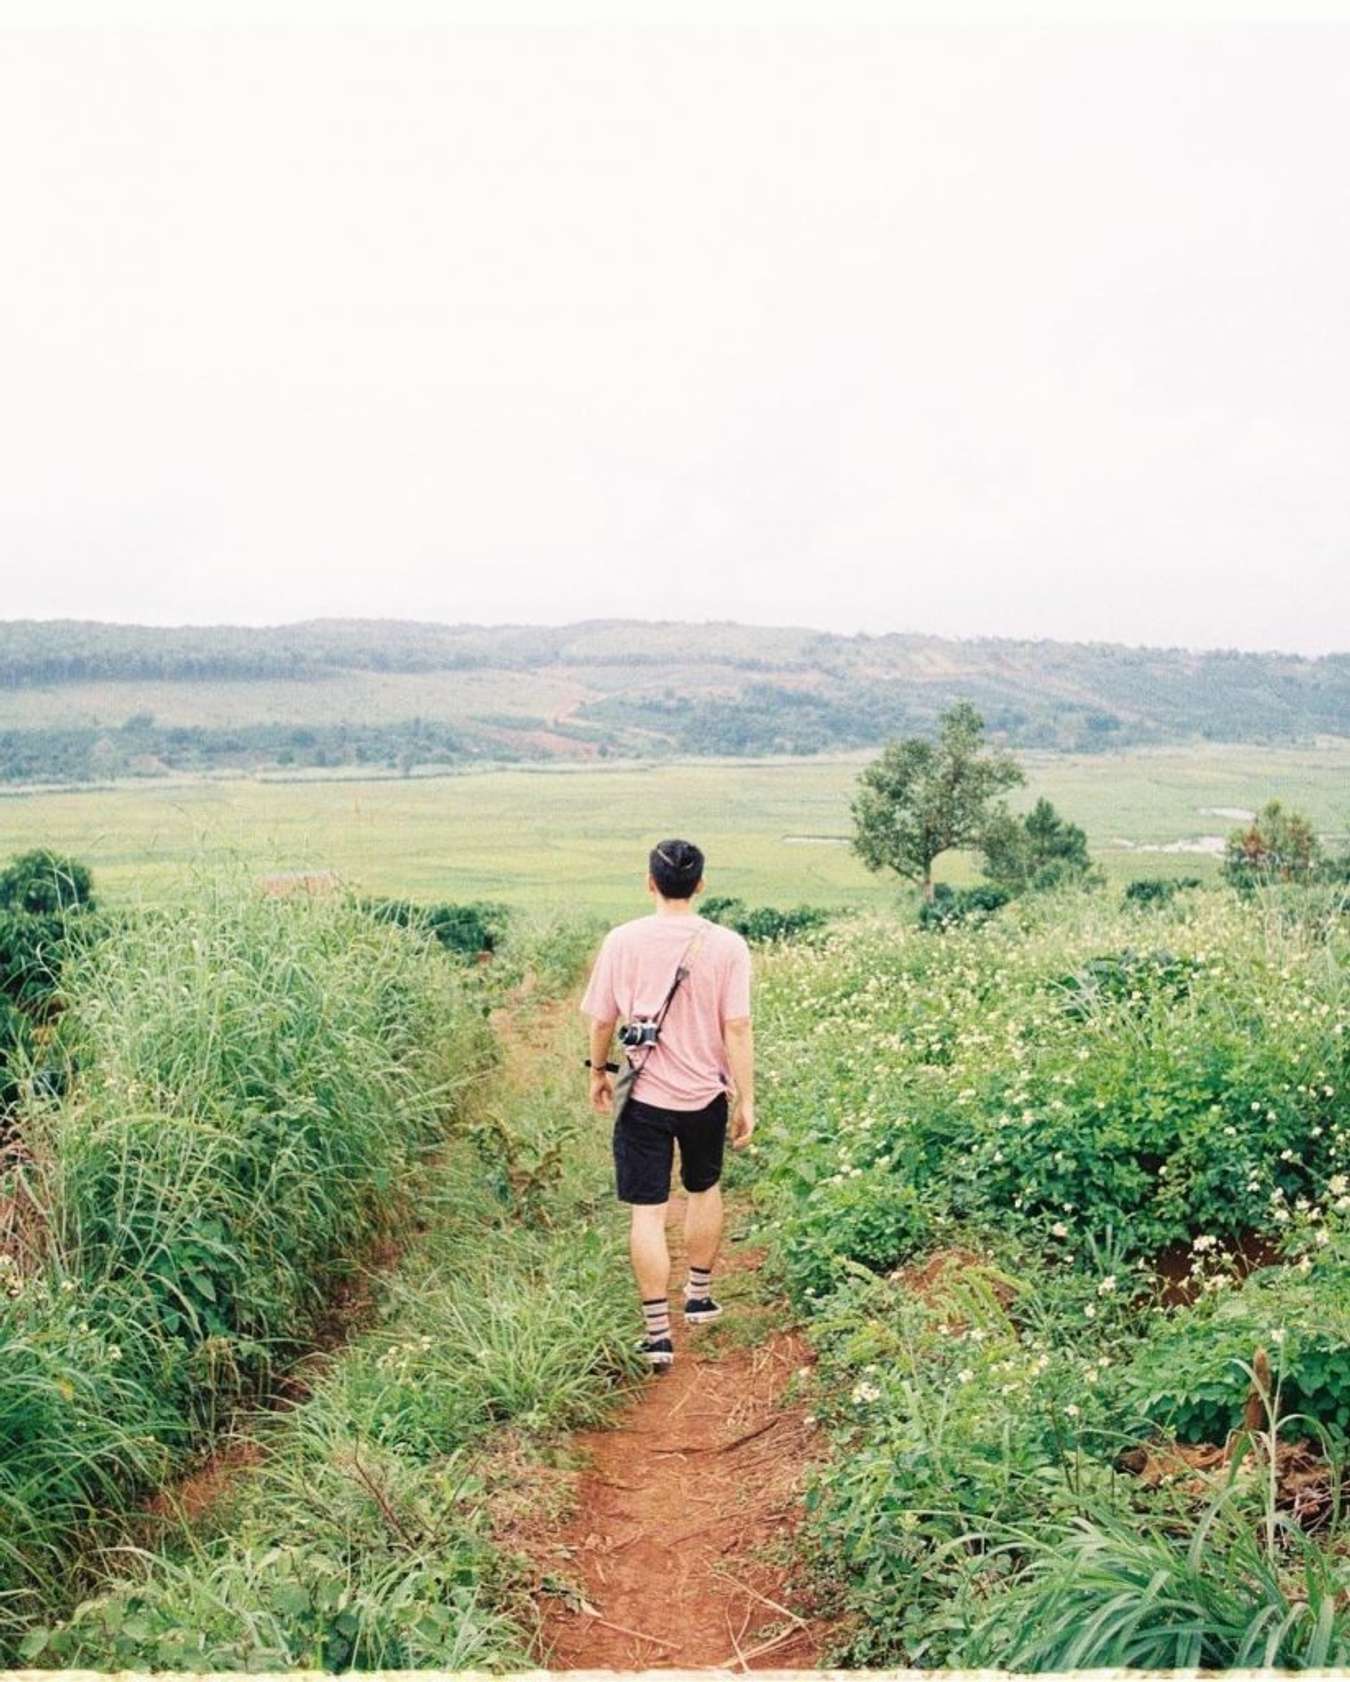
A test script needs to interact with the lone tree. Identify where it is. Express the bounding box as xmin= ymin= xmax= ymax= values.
xmin=1222 ymin=798 xmax=1323 ymax=888
xmin=851 ymin=701 xmax=1024 ymax=902
xmin=981 ymin=795 xmax=1097 ymax=894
